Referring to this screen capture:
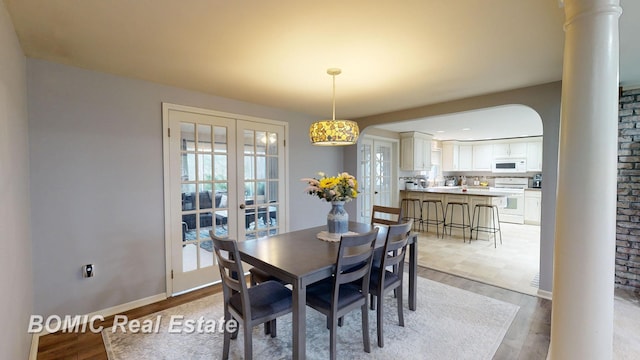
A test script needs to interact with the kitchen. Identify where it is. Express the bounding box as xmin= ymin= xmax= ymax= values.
xmin=373 ymin=104 xmax=543 ymax=295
